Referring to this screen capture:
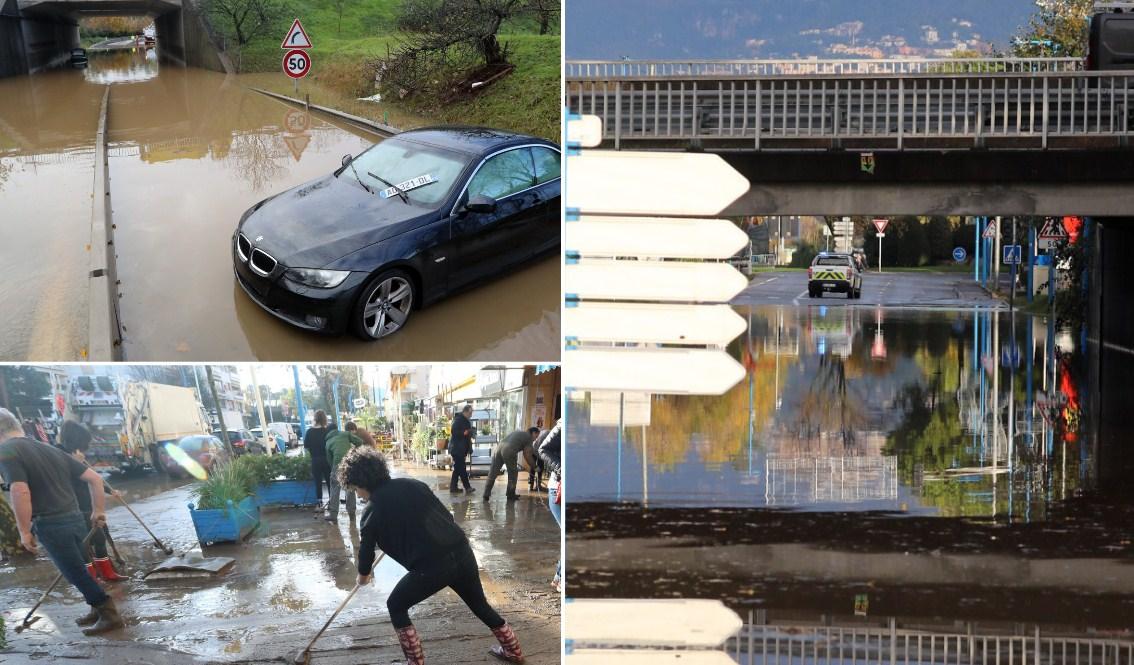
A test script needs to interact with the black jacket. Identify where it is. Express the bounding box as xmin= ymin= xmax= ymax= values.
xmin=449 ymin=413 xmax=473 ymax=457
xmin=303 ymin=426 xmax=329 ymax=460
xmin=538 ymin=418 xmax=561 ymax=479
xmin=357 ymin=477 xmax=467 ymax=574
